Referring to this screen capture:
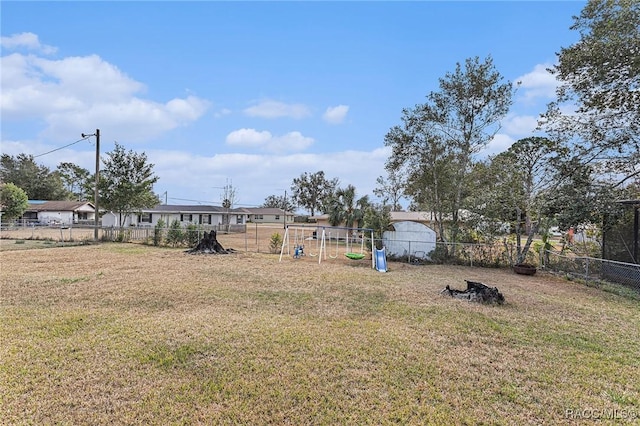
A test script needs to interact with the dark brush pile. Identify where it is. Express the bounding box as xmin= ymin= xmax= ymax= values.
xmin=441 ymin=280 xmax=505 ymax=305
